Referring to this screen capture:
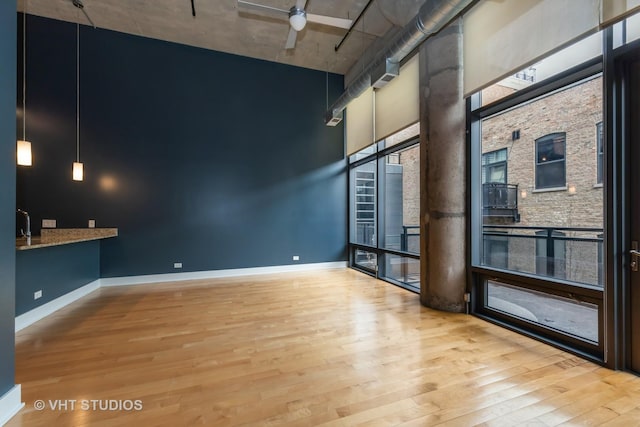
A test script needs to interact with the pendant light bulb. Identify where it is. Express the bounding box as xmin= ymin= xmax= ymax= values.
xmin=73 ymin=161 xmax=84 ymax=181
xmin=17 ymin=140 xmax=32 ymax=166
